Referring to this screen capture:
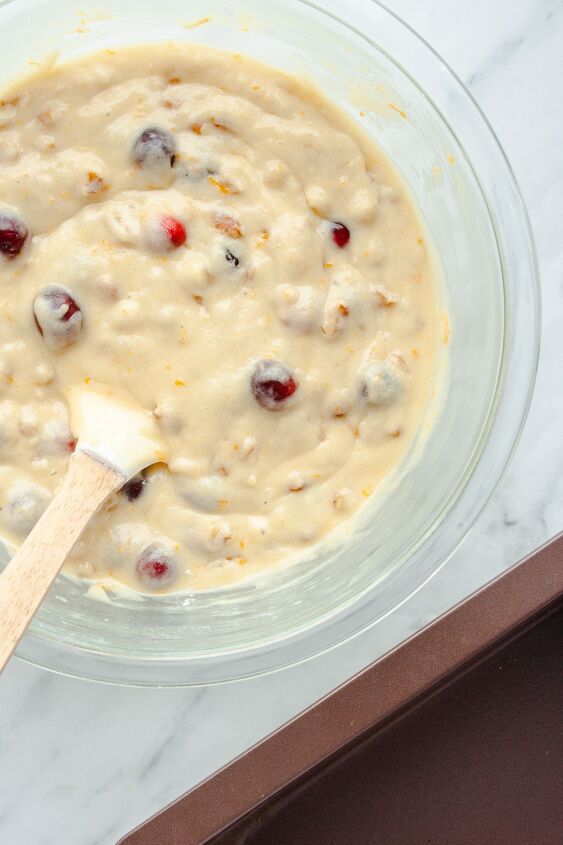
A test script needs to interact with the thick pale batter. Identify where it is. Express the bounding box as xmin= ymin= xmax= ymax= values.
xmin=0 ymin=44 xmax=439 ymax=592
